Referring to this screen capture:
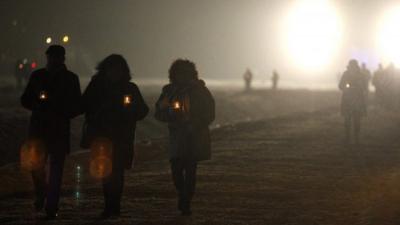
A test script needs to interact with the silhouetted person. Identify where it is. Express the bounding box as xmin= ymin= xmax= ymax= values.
xmin=372 ymin=63 xmax=385 ymax=105
xmin=81 ymin=54 xmax=149 ymax=218
xmin=243 ymin=68 xmax=253 ymax=91
xmin=20 ymin=45 xmax=81 ymax=219
xmin=271 ymin=70 xmax=279 ymax=90
xmin=155 ymin=59 xmax=215 ymax=216
xmin=339 ymin=59 xmax=368 ymax=144
xmin=361 ymin=63 xmax=371 ymax=92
